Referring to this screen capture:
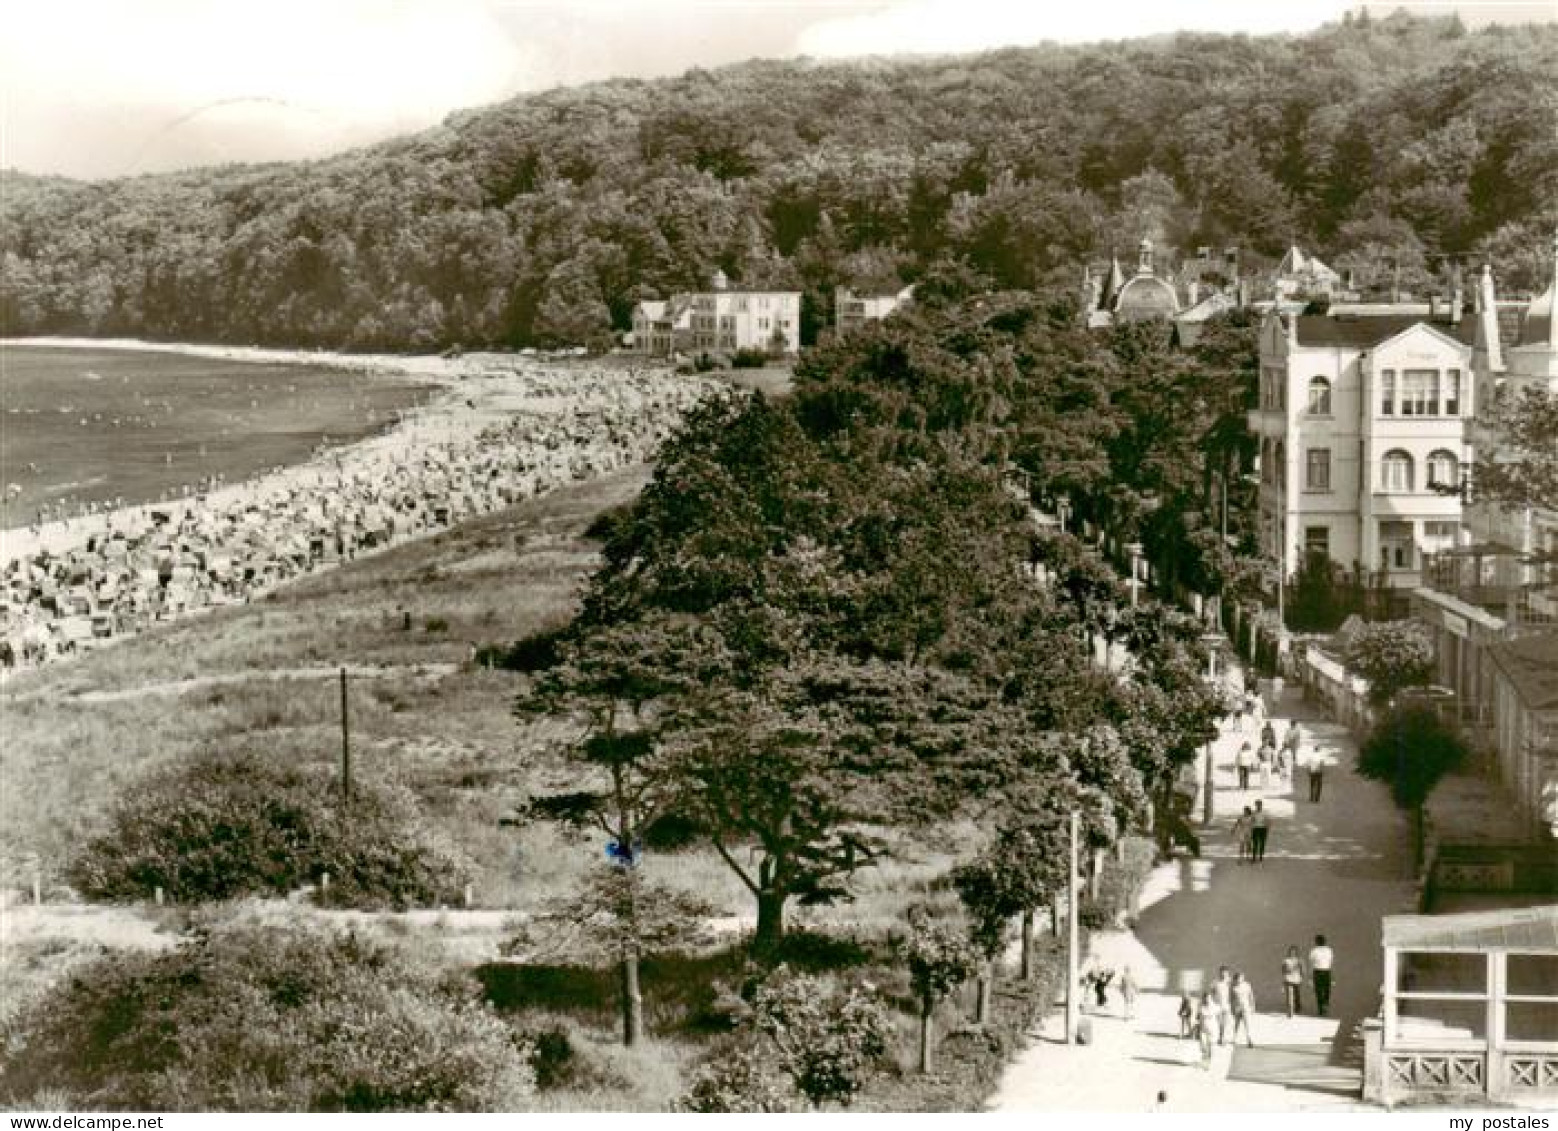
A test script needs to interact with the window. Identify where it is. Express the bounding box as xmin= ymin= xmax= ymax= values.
xmin=1274 ymin=441 xmax=1286 ymax=489
xmin=1308 ymin=376 xmax=1332 ymax=416
xmin=1427 ymin=449 xmax=1459 ymax=492
xmin=1446 ymin=369 xmax=1461 ymax=416
xmin=1381 ymin=449 xmax=1414 ymax=493
xmin=1505 ymin=954 xmax=1558 ymax=1043
xmin=1306 ymin=448 xmax=1331 ymax=492
xmin=1304 ymin=526 xmax=1330 ymax=558
xmin=1381 ymin=369 xmax=1395 ymax=416
xmin=1423 ymin=521 xmax=1459 ymax=544
xmin=1401 ymin=369 xmax=1440 ymax=416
